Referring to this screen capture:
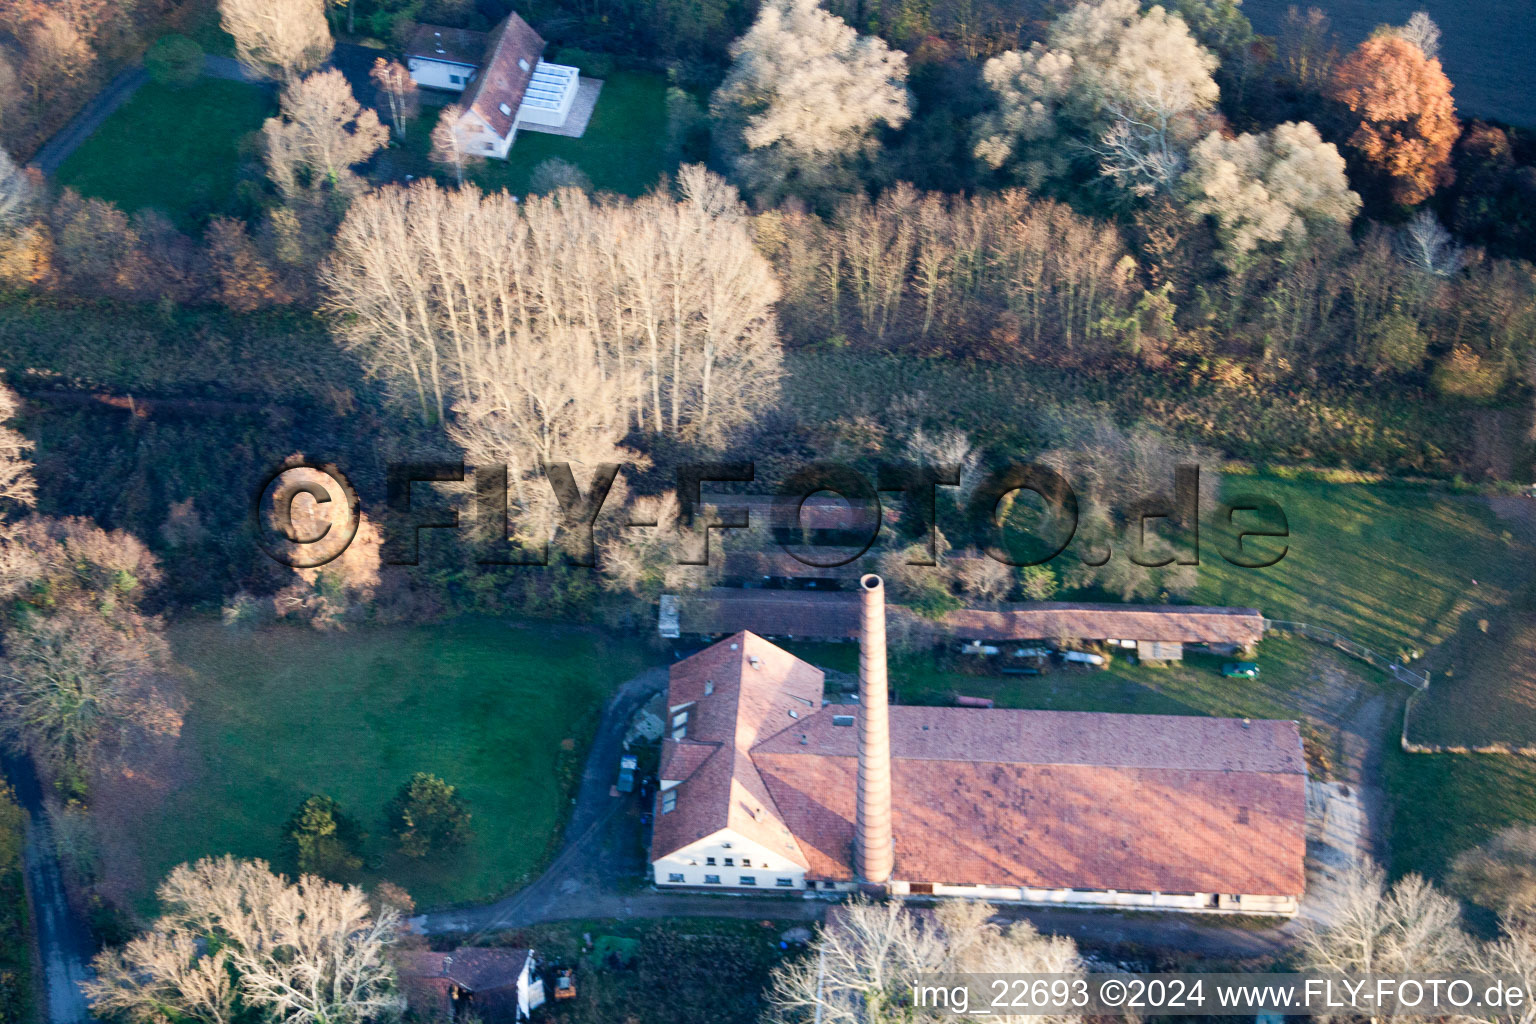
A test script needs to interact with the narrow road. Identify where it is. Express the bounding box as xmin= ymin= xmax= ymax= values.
xmin=2 ymin=755 xmax=95 ymax=1024
xmin=28 ymin=67 xmax=147 ymax=174
xmin=27 ymin=52 xmax=284 ymax=175
xmin=414 ymin=665 xmax=1297 ymax=959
